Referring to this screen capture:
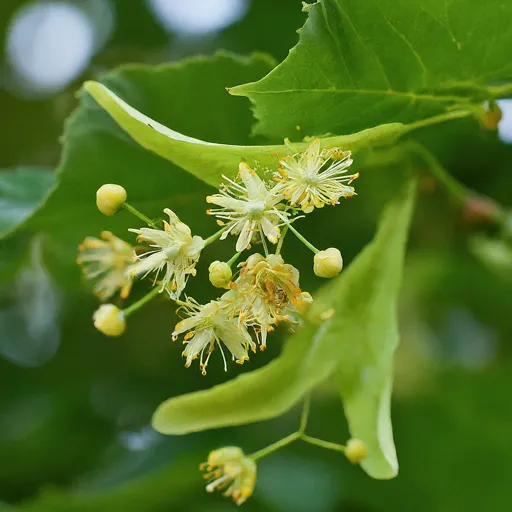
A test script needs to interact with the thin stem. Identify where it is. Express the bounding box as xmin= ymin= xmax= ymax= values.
xmin=260 ymin=231 xmax=270 ymax=257
xmin=489 ymin=83 xmax=512 ymax=99
xmin=227 ymin=252 xmax=242 ymax=267
xmin=300 ymin=435 xmax=346 ymax=454
xmin=298 ymin=393 xmax=311 ymax=434
xmin=122 ymin=202 xmax=159 ymax=228
xmin=402 ymin=109 xmax=473 ymax=135
xmin=123 ymin=286 xmax=161 ymax=317
xmin=203 ymin=227 xmax=227 ymax=247
xmin=249 ymin=432 xmax=300 ymax=461
xmin=404 ymin=141 xmax=505 ymax=224
xmin=287 ymin=222 xmax=319 ymax=254
xmin=411 ymin=142 xmax=469 ymax=203
xmin=275 ymin=225 xmax=289 ymax=255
